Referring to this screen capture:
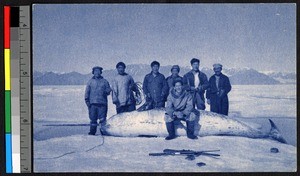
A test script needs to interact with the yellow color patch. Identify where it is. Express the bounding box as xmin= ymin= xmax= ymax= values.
xmin=5 ymin=49 xmax=11 ymax=90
